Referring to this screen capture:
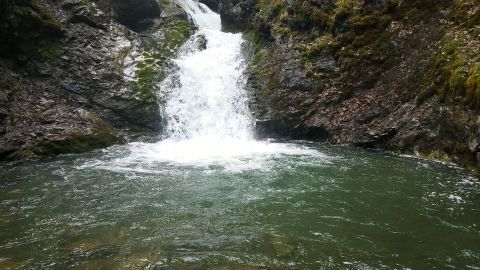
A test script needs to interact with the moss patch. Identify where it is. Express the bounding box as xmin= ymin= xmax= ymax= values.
xmin=133 ymin=56 xmax=164 ymax=104
xmin=432 ymin=23 xmax=480 ymax=109
xmin=131 ymin=16 xmax=192 ymax=104
xmin=156 ymin=17 xmax=192 ymax=59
